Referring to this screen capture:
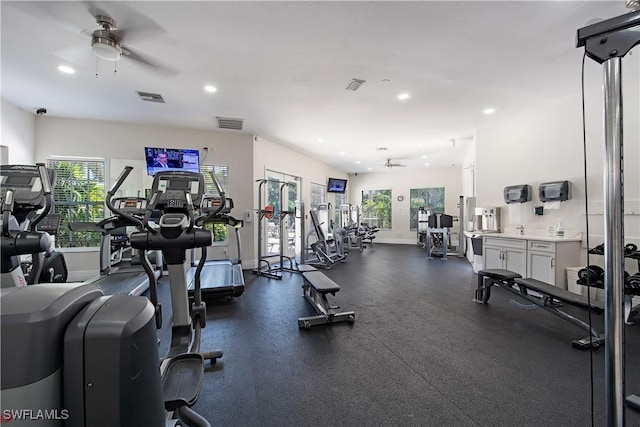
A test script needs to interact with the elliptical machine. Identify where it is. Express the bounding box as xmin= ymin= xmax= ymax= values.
xmin=1 ymin=166 xmax=219 ymax=426
xmin=1 ymin=163 xmax=58 ymax=287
